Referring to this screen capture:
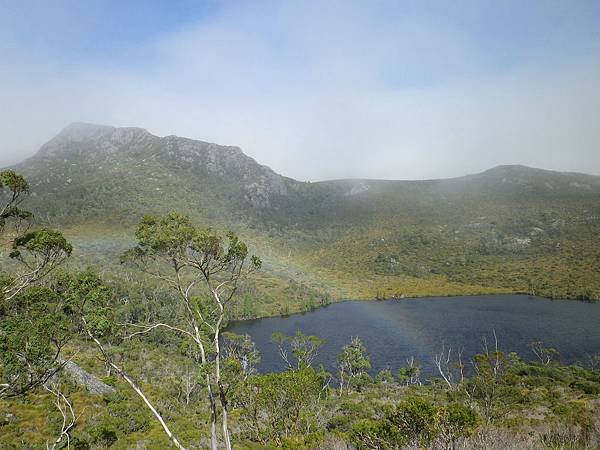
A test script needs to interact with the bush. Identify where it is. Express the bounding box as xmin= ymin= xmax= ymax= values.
xmin=239 ymin=367 xmax=326 ymax=445
xmin=570 ymin=380 xmax=600 ymax=395
xmin=438 ymin=402 xmax=480 ymax=448
xmin=389 ymin=397 xmax=439 ymax=446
